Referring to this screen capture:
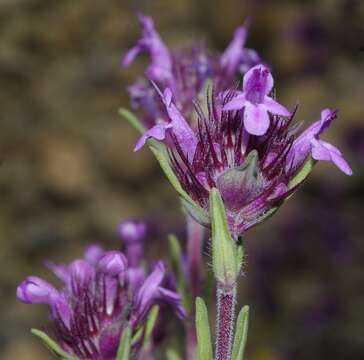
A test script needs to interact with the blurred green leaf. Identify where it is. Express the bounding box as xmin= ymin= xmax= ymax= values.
xmin=168 ymin=234 xmax=190 ymax=310
xmin=231 ymin=306 xmax=249 ymax=360
xmin=195 ymin=297 xmax=213 ymax=360
xmin=142 ymin=305 xmax=159 ymax=349
xmin=31 ymin=329 xmax=77 ymax=359
xmin=117 ymin=327 xmax=131 ymax=360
